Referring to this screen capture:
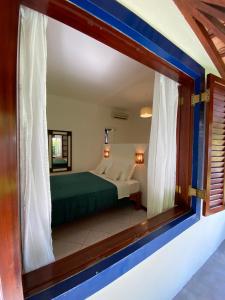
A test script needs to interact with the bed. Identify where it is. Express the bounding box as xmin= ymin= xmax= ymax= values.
xmin=50 ymin=171 xmax=140 ymax=227
xmin=52 ymin=157 xmax=68 ymax=169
